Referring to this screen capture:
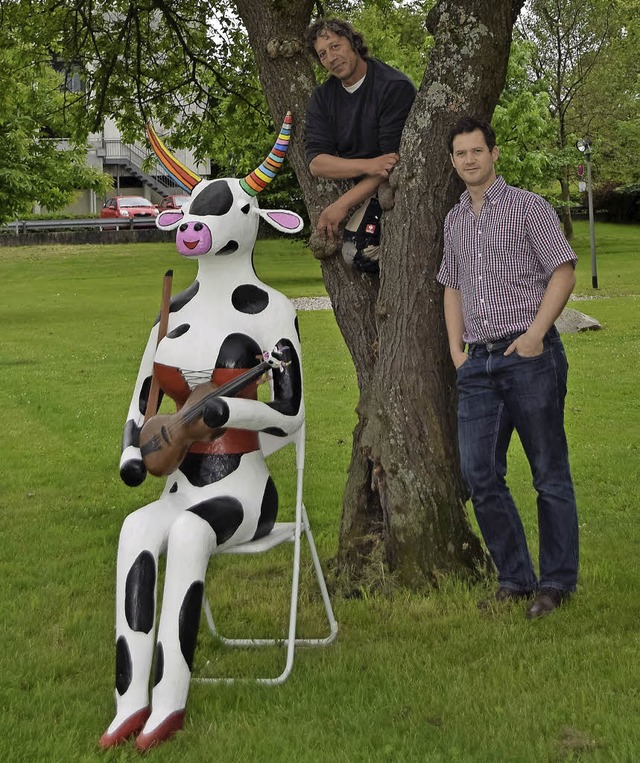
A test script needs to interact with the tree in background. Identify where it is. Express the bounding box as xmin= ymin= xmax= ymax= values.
xmin=4 ymin=0 xmax=637 ymax=224
xmin=517 ymin=0 xmax=619 ymax=238
xmin=0 ymin=10 xmax=110 ymax=224
xmin=492 ymin=38 xmax=556 ymax=191
xmin=568 ymin=1 xmax=640 ymax=187
xmin=347 ymin=0 xmax=434 ymax=85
